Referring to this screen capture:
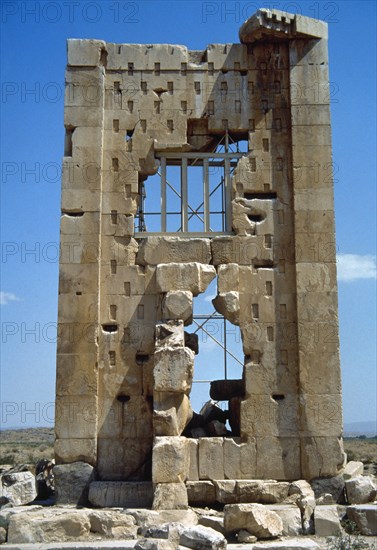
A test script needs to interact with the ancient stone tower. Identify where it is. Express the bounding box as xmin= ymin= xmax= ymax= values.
xmin=55 ymin=9 xmax=345 ymax=507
